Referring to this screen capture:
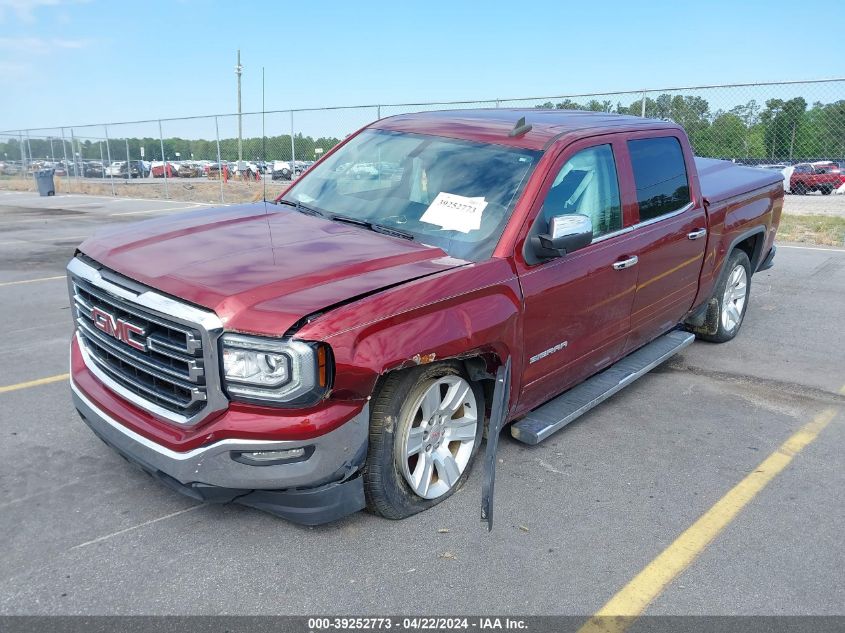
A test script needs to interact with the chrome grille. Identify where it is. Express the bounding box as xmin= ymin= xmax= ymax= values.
xmin=68 ymin=256 xmax=226 ymax=425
